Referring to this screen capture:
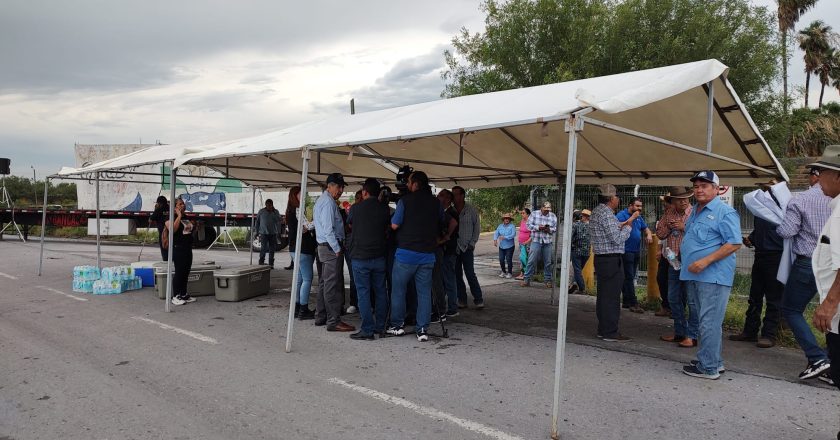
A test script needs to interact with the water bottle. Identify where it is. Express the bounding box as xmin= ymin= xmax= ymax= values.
xmin=665 ymin=247 xmax=681 ymax=270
